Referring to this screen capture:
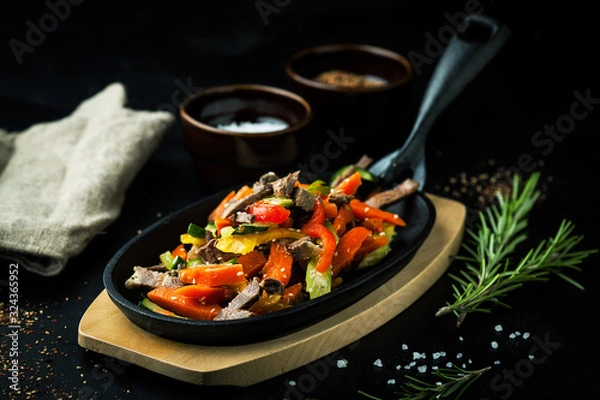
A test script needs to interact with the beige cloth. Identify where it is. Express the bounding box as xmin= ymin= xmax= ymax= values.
xmin=0 ymin=83 xmax=175 ymax=276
